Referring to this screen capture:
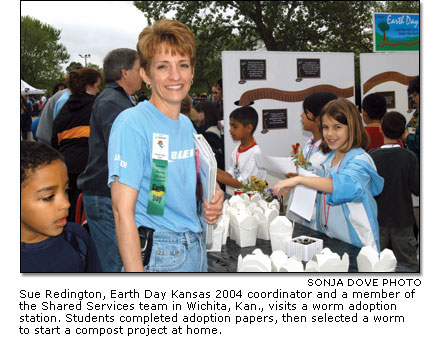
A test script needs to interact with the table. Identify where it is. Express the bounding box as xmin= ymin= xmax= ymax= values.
xmin=207 ymin=222 xmax=417 ymax=273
